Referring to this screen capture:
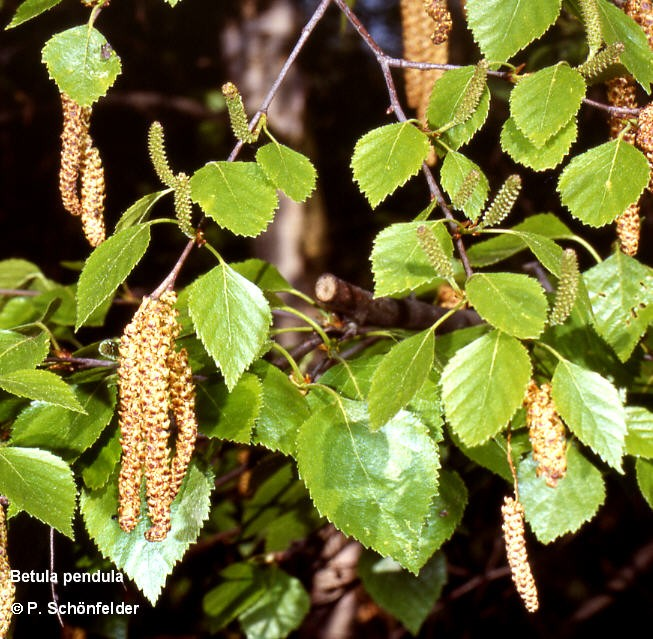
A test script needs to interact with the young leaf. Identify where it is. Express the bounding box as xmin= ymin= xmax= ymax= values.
xmin=636 ymin=458 xmax=653 ymax=508
xmin=371 ymin=221 xmax=453 ymax=297
xmin=440 ymin=151 xmax=489 ymax=220
xmin=551 ymin=359 xmax=626 ymax=470
xmin=625 ymin=406 xmax=653 ymax=458
xmin=595 ymin=0 xmax=653 ymax=90
xmin=0 ymin=446 xmax=76 ymax=538
xmin=510 ymin=63 xmax=585 ymax=147
xmin=0 ymin=369 xmax=84 ymax=413
xmin=10 ymin=381 xmax=116 ymax=461
xmin=441 ymin=330 xmax=531 ymax=446
xmin=0 ymin=330 xmax=49 ymax=374
xmin=256 ymin=142 xmax=317 ymax=203
xmin=114 ymin=189 xmax=170 ymax=234
xmin=197 ymin=373 xmax=262 ymax=443
xmin=518 ymin=444 xmax=605 ymax=543
xmin=203 ymin=563 xmax=310 ymax=636
xmin=189 ymin=262 xmax=272 ymax=391
xmin=190 ymin=161 xmax=278 ymax=237
xmin=80 ymin=463 xmax=212 ymax=605
xmin=6 ymin=0 xmax=63 ymax=29
xmin=427 ymin=67 xmax=491 ymax=150
xmin=501 ymin=117 xmax=577 ymax=172
xmin=296 ymin=398 xmax=439 ymax=574
xmin=583 ymin=252 xmax=653 ymax=361
xmin=466 ymin=272 xmax=548 ymax=339
xmin=466 ymin=0 xmax=562 ymax=61
xmin=557 ymin=138 xmax=649 ymax=227
xmin=41 ymin=26 xmax=122 ymax=106
xmin=368 ymin=329 xmax=435 ymax=430
xmin=251 ymin=361 xmax=310 ymax=455
xmin=358 ymin=551 xmax=446 ymax=636
xmin=351 ymin=122 xmax=430 ymax=208
xmin=76 ymin=224 xmax=151 ymax=330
